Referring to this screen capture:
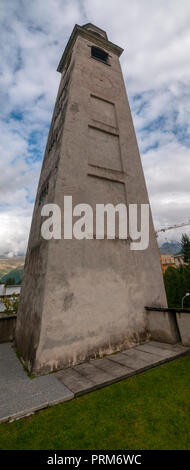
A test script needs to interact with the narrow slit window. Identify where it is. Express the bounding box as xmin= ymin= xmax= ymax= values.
xmin=91 ymin=46 xmax=108 ymax=64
